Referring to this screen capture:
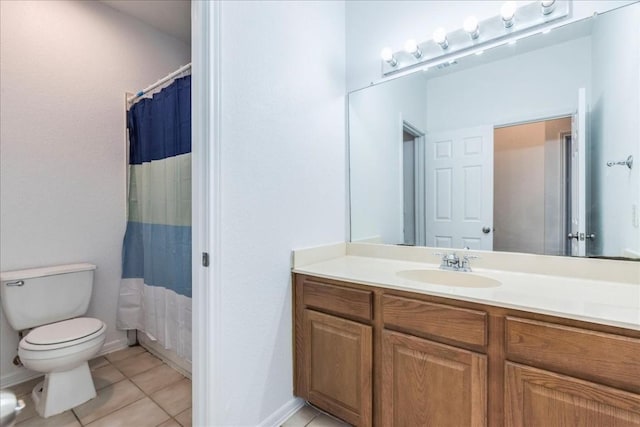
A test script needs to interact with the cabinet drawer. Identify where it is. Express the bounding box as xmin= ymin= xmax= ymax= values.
xmin=506 ymin=317 xmax=640 ymax=393
xmin=303 ymin=279 xmax=373 ymax=322
xmin=383 ymin=295 xmax=487 ymax=349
